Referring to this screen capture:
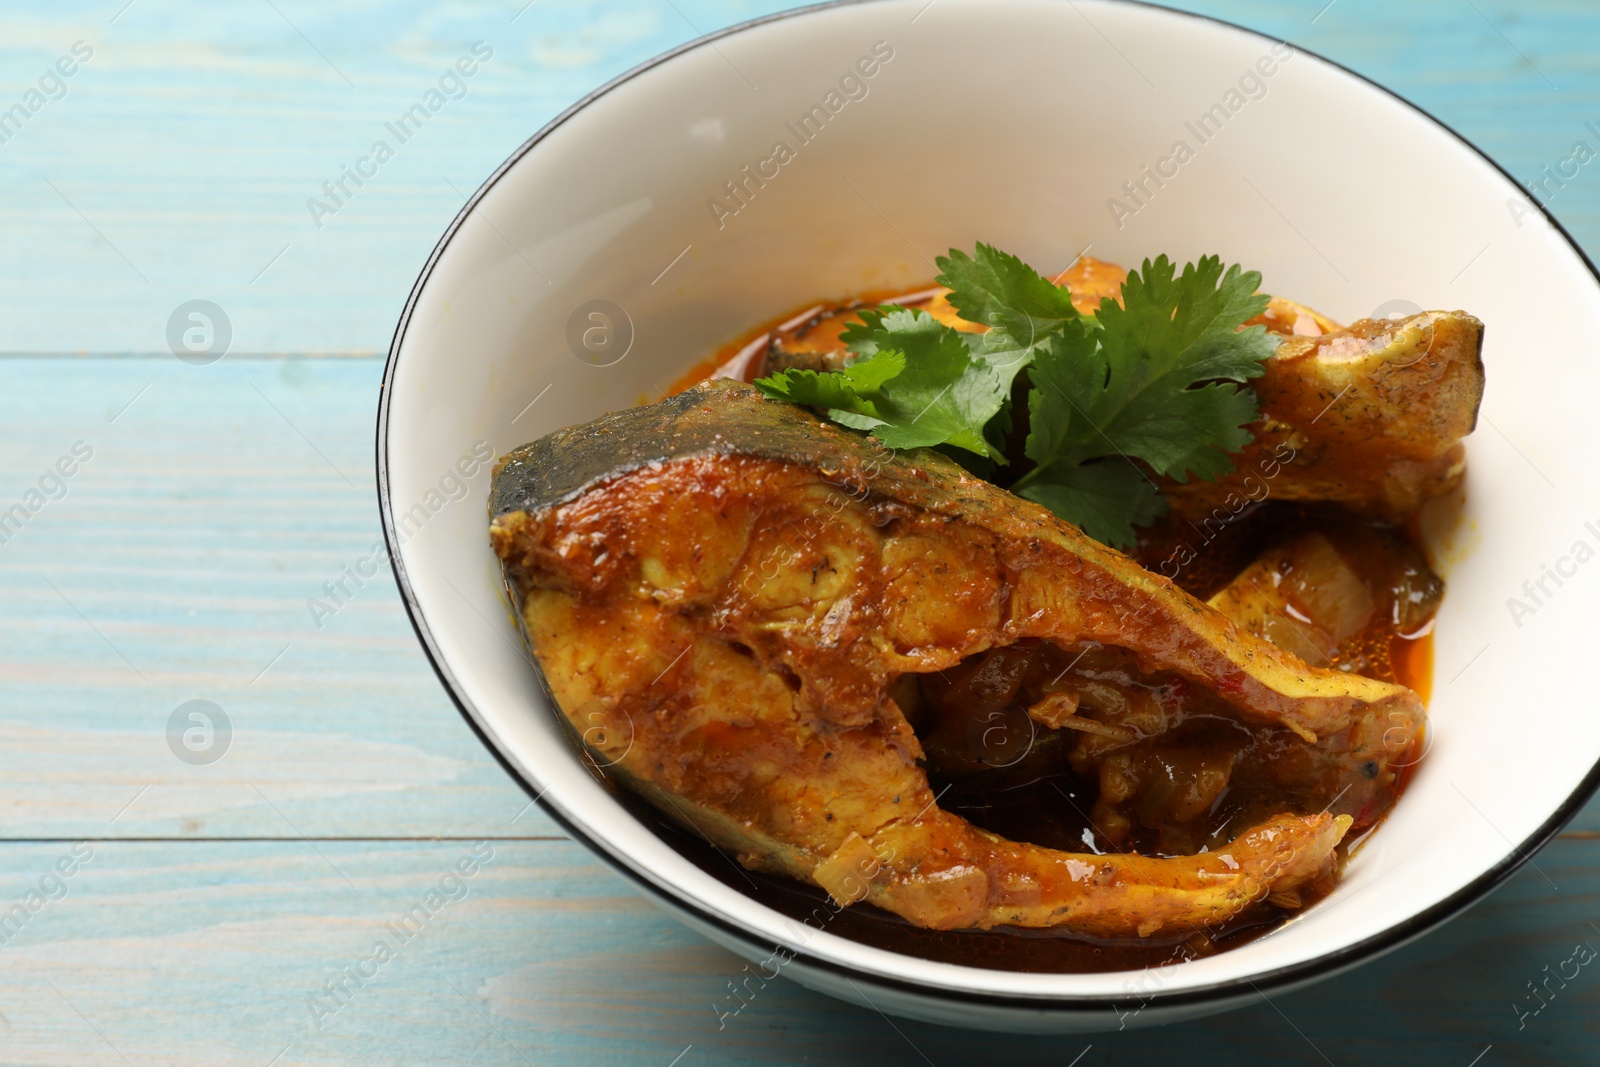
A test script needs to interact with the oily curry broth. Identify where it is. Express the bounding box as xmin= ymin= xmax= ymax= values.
xmin=633 ymin=297 xmax=1438 ymax=973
